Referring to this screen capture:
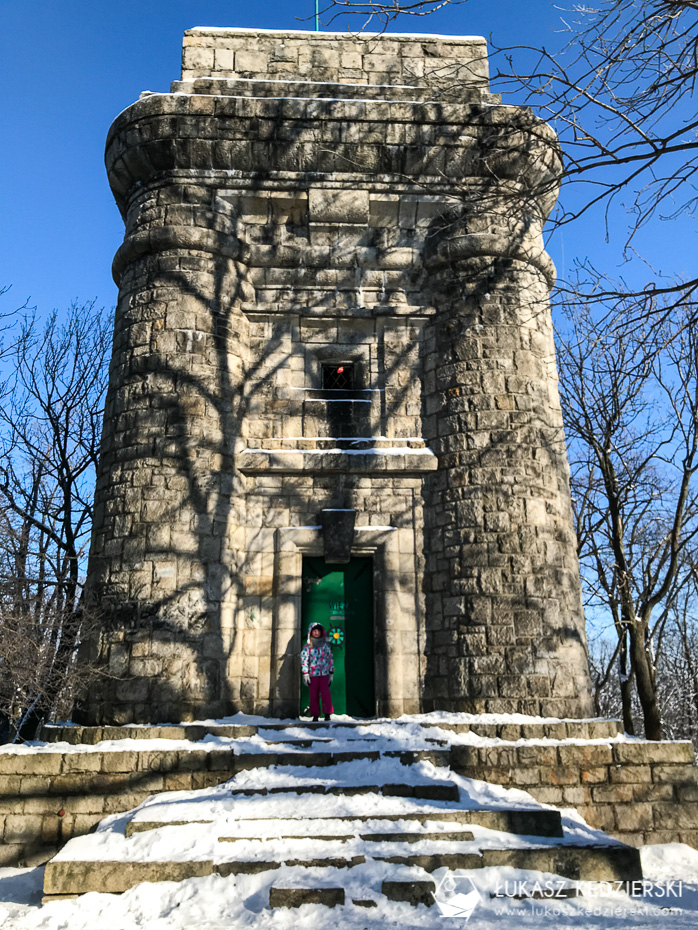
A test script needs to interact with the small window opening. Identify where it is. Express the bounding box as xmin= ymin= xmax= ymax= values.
xmin=322 ymin=363 xmax=355 ymax=391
